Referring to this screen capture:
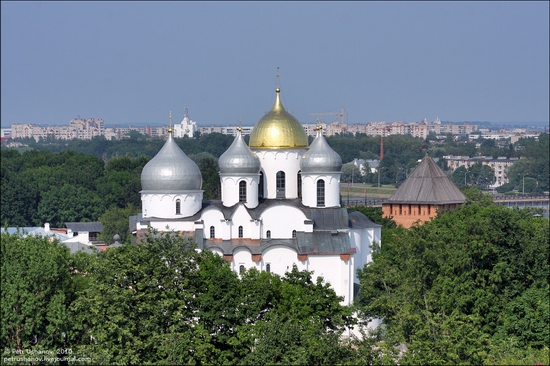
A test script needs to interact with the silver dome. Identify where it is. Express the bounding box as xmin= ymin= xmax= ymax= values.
xmin=218 ymin=130 xmax=261 ymax=175
xmin=141 ymin=134 xmax=202 ymax=191
xmin=300 ymin=128 xmax=342 ymax=173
